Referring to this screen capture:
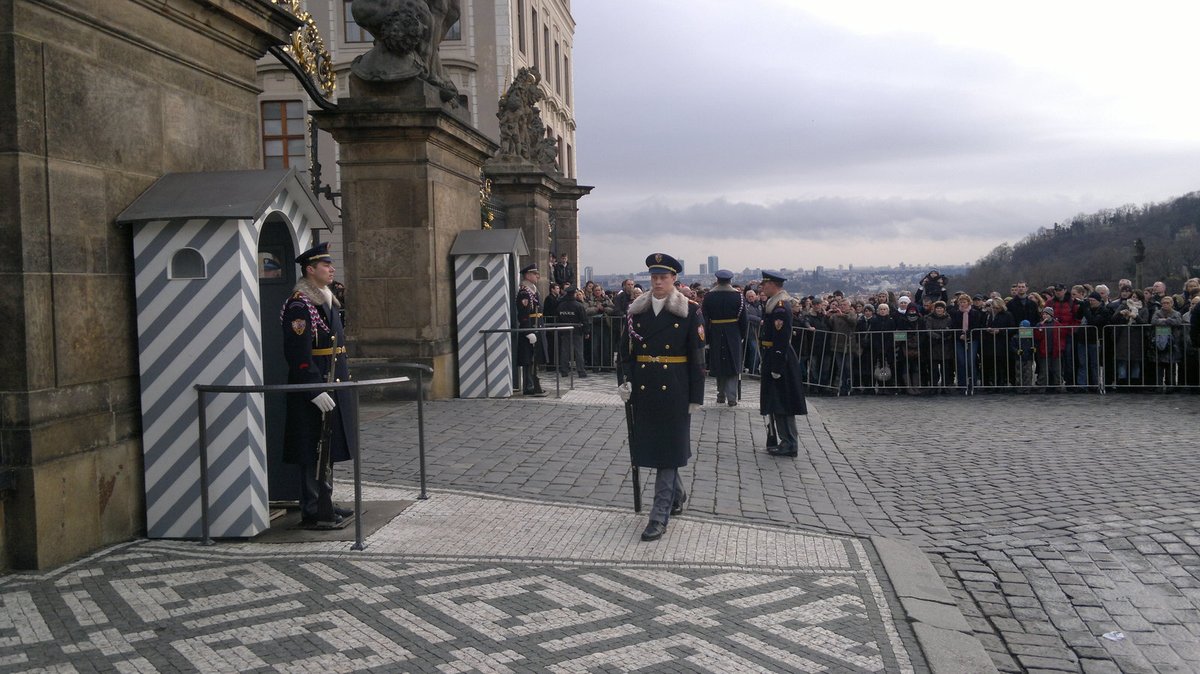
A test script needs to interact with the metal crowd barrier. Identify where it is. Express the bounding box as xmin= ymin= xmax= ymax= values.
xmin=479 ymin=325 xmax=577 ymax=398
xmin=784 ymin=324 xmax=1120 ymax=395
xmin=791 ymin=327 xmax=852 ymax=394
xmin=1103 ymin=322 xmax=1198 ymax=390
xmin=970 ymin=324 xmax=1103 ymax=393
xmin=588 ymin=314 xmax=625 ymax=371
xmin=849 ymin=326 xmax=971 ymax=394
xmin=194 ymin=367 xmax=430 ymax=550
